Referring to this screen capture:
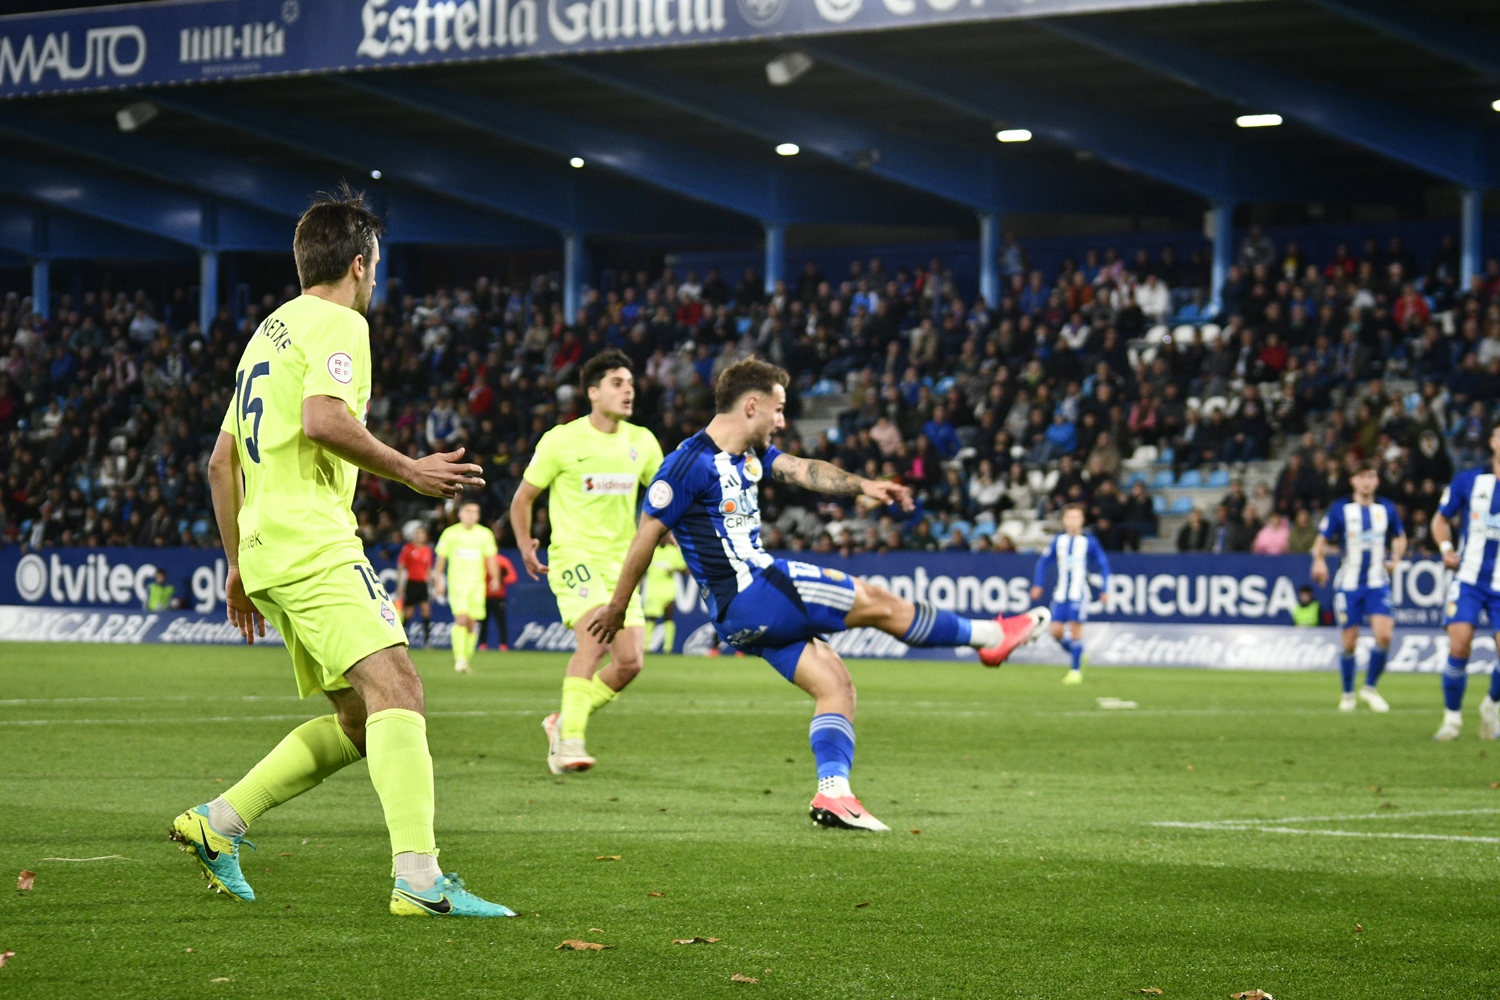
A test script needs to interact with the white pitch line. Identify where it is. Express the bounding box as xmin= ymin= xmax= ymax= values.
xmin=1153 ymin=808 xmax=1500 ymax=844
